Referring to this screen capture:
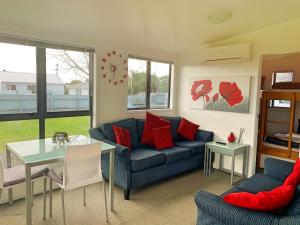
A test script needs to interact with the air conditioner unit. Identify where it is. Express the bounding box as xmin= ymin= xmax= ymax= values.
xmin=201 ymin=43 xmax=251 ymax=65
